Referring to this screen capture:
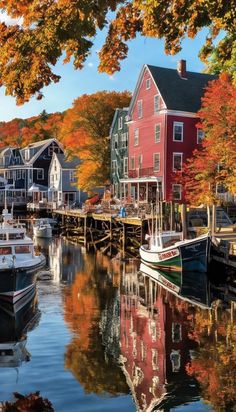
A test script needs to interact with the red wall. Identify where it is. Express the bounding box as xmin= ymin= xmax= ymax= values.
xmin=128 ymin=66 xmax=201 ymax=202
